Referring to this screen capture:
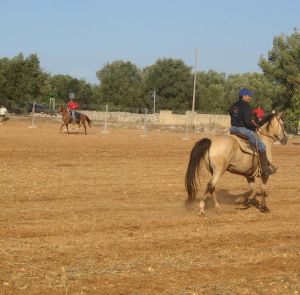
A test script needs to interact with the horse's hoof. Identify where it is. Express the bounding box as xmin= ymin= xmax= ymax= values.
xmin=259 ymin=206 xmax=270 ymax=213
xmin=198 ymin=211 xmax=205 ymax=217
xmin=236 ymin=197 xmax=254 ymax=210
xmin=243 ymin=200 xmax=251 ymax=207
xmin=235 ymin=197 xmax=246 ymax=204
xmin=215 ymin=207 xmax=223 ymax=214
